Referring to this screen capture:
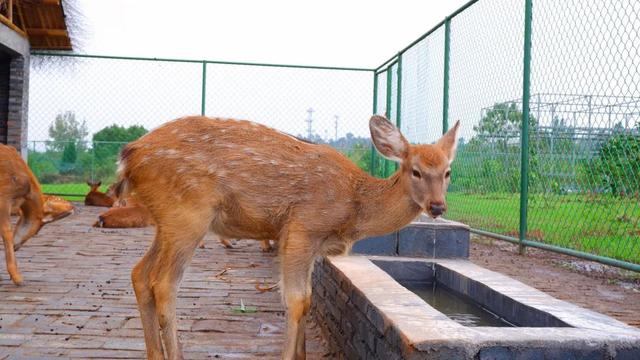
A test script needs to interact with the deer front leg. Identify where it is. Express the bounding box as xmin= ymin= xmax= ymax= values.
xmin=219 ymin=237 xmax=233 ymax=248
xmin=260 ymin=239 xmax=273 ymax=252
xmin=1 ymin=206 xmax=23 ymax=285
xmin=281 ymin=234 xmax=315 ymax=360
